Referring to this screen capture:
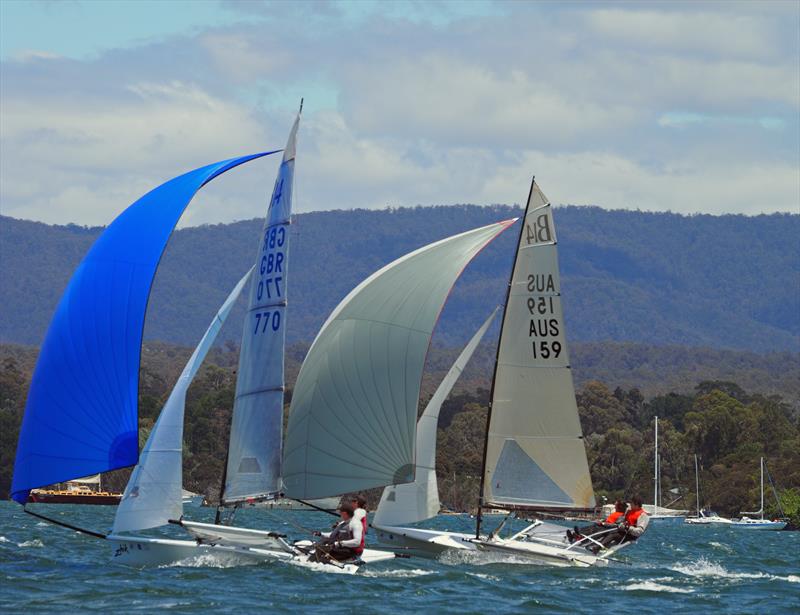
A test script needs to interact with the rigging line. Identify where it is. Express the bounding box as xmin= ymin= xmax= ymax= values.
xmin=24 ymin=506 xmax=106 ymax=540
